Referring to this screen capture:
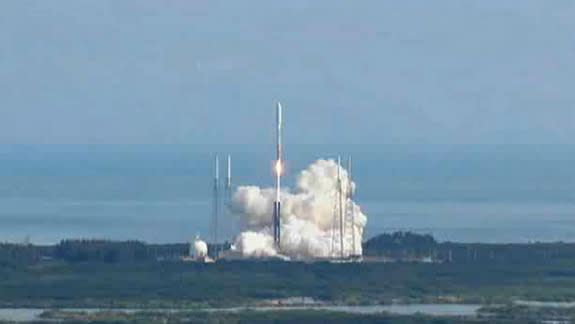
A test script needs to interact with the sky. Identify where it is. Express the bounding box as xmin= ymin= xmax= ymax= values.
xmin=0 ymin=0 xmax=574 ymax=146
